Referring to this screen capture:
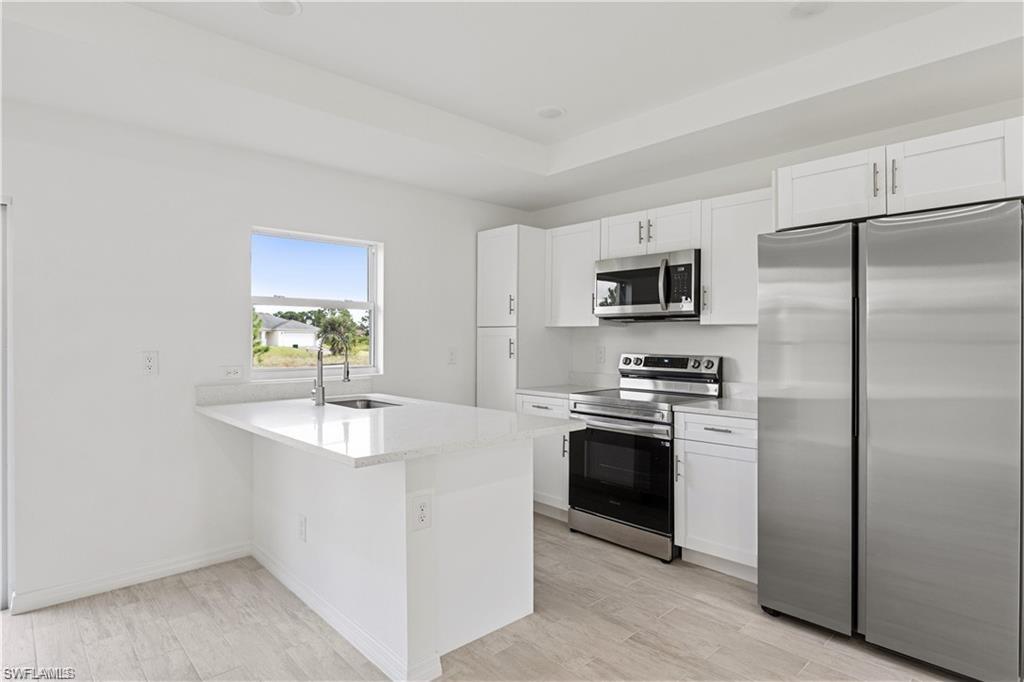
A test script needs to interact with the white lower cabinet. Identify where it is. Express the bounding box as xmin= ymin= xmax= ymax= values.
xmin=516 ymin=395 xmax=570 ymax=510
xmin=674 ymin=414 xmax=758 ymax=567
